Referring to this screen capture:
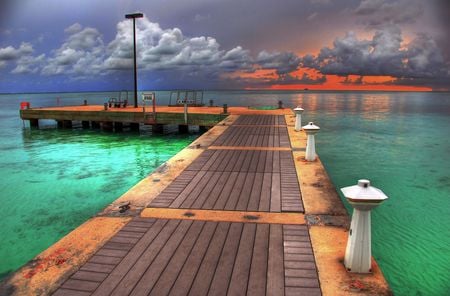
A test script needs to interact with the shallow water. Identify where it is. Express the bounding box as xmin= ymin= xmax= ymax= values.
xmin=1 ymin=90 xmax=449 ymax=295
xmin=0 ymin=93 xmax=198 ymax=279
